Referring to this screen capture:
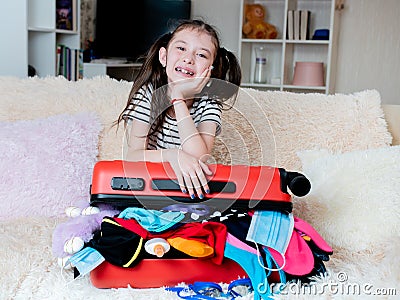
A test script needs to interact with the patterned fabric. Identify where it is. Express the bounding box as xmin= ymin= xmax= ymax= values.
xmin=80 ymin=0 xmax=96 ymax=48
